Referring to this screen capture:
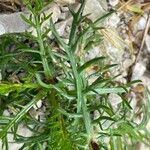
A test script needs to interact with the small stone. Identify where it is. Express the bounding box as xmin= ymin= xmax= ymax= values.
xmin=0 ymin=12 xmax=28 ymax=35
xmin=107 ymin=13 xmax=120 ymax=27
xmin=84 ymin=0 xmax=106 ymax=21
xmin=107 ymin=45 xmax=124 ymax=63
xmin=85 ymin=47 xmax=101 ymax=60
xmin=3 ymin=110 xmax=10 ymax=116
xmin=140 ymin=74 xmax=150 ymax=87
xmin=132 ymin=61 xmax=146 ymax=80
xmin=123 ymin=59 xmax=133 ymax=69
xmin=109 ymin=0 xmax=119 ymax=6
xmin=145 ymin=34 xmax=150 ymax=52
xmin=0 ymin=24 xmax=5 ymax=35
xmin=136 ymin=14 xmax=147 ymax=31
xmin=55 ymin=0 xmax=75 ymax=4
xmin=130 ymin=92 xmax=137 ymax=110
xmin=61 ymin=6 xmax=69 ymax=12
xmin=33 ymin=100 xmax=42 ymax=110
xmin=108 ymin=93 xmax=122 ymax=109
xmin=55 ymin=21 xmax=68 ymax=37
